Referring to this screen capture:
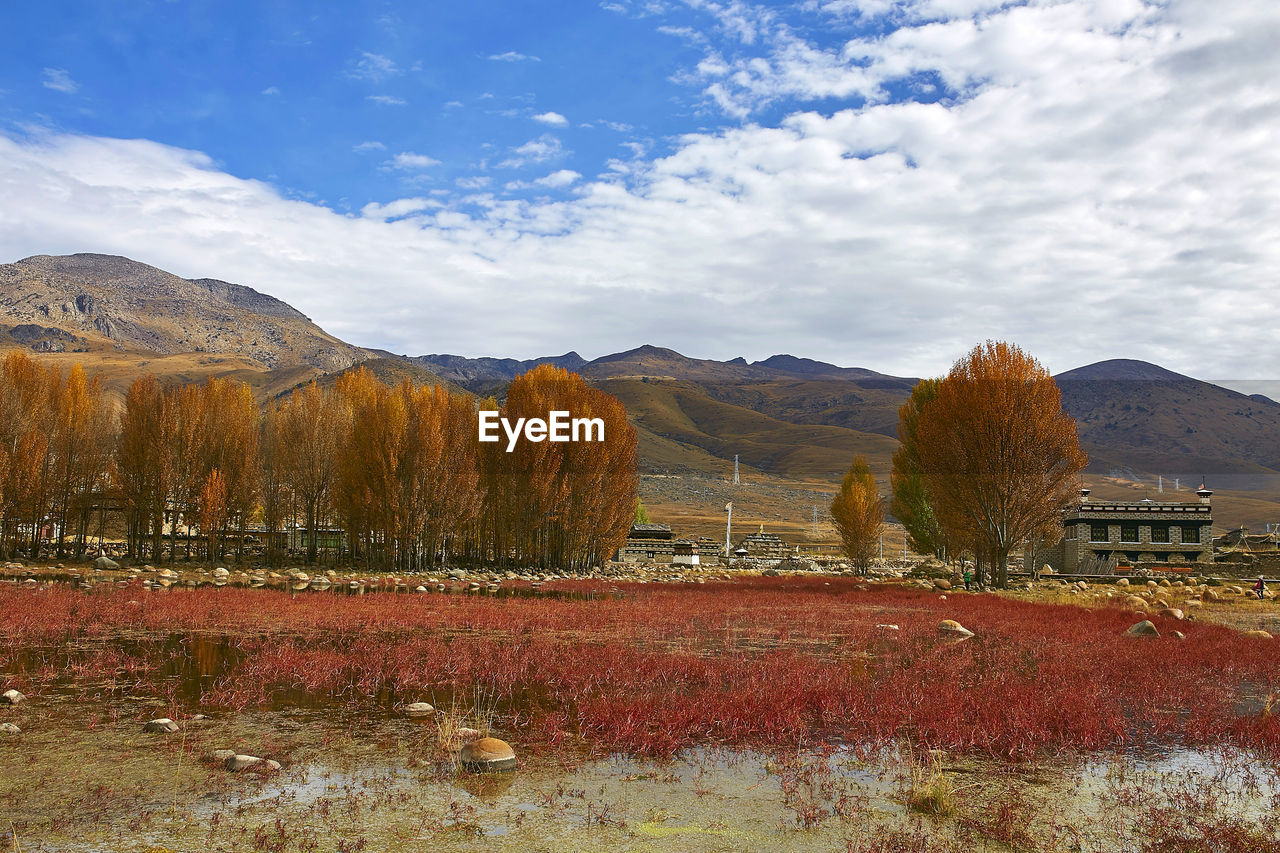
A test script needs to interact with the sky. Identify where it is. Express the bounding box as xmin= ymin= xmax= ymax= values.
xmin=0 ymin=0 xmax=1277 ymax=379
